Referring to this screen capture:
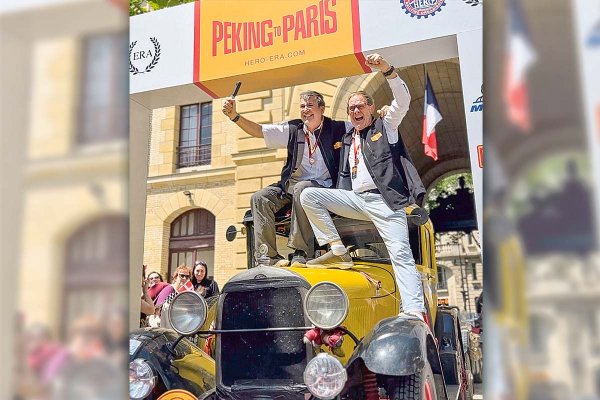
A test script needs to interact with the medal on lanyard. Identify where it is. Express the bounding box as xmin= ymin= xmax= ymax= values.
xmin=352 ymin=131 xmax=360 ymax=179
xmin=306 ymin=130 xmax=320 ymax=165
